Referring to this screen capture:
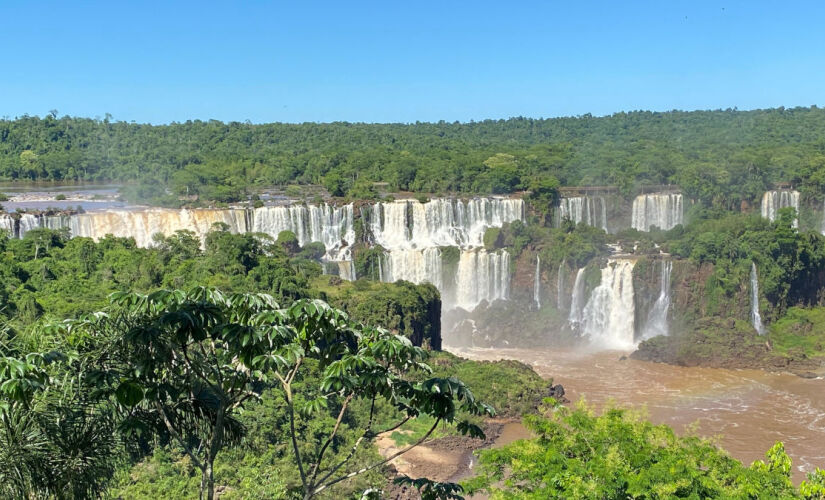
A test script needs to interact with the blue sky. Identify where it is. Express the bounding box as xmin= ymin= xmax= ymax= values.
xmin=1 ymin=1 xmax=823 ymax=123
